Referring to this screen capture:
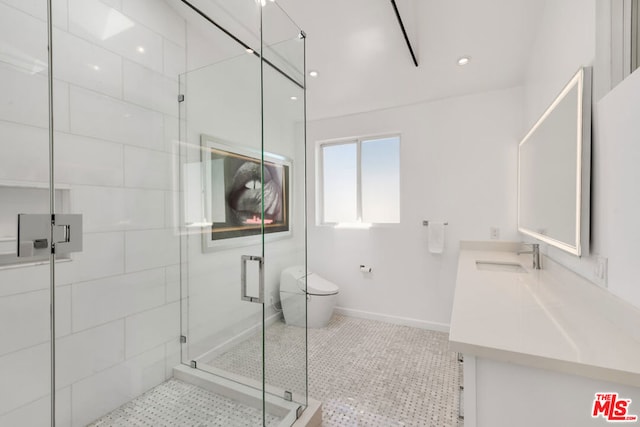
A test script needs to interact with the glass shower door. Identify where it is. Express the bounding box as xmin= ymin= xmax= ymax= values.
xmin=261 ymin=1 xmax=308 ymax=415
xmin=178 ymin=44 xmax=268 ymax=414
xmin=0 ymin=1 xmax=53 ymax=424
xmin=178 ymin=1 xmax=307 ymax=424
